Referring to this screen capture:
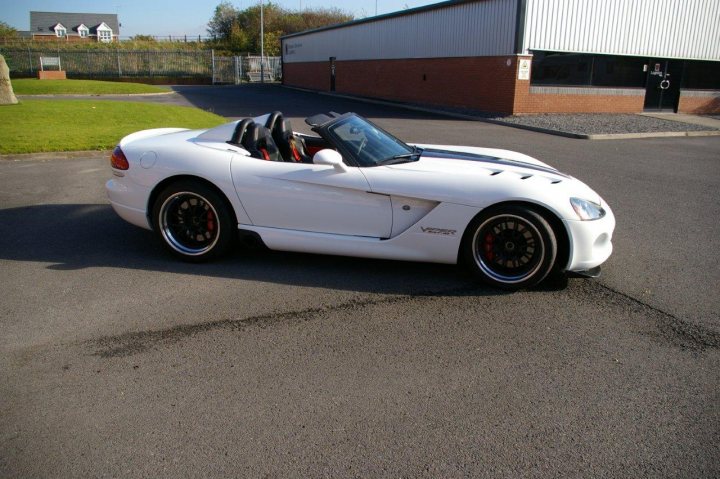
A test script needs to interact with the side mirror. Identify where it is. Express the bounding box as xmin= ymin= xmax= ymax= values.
xmin=313 ymin=149 xmax=347 ymax=172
